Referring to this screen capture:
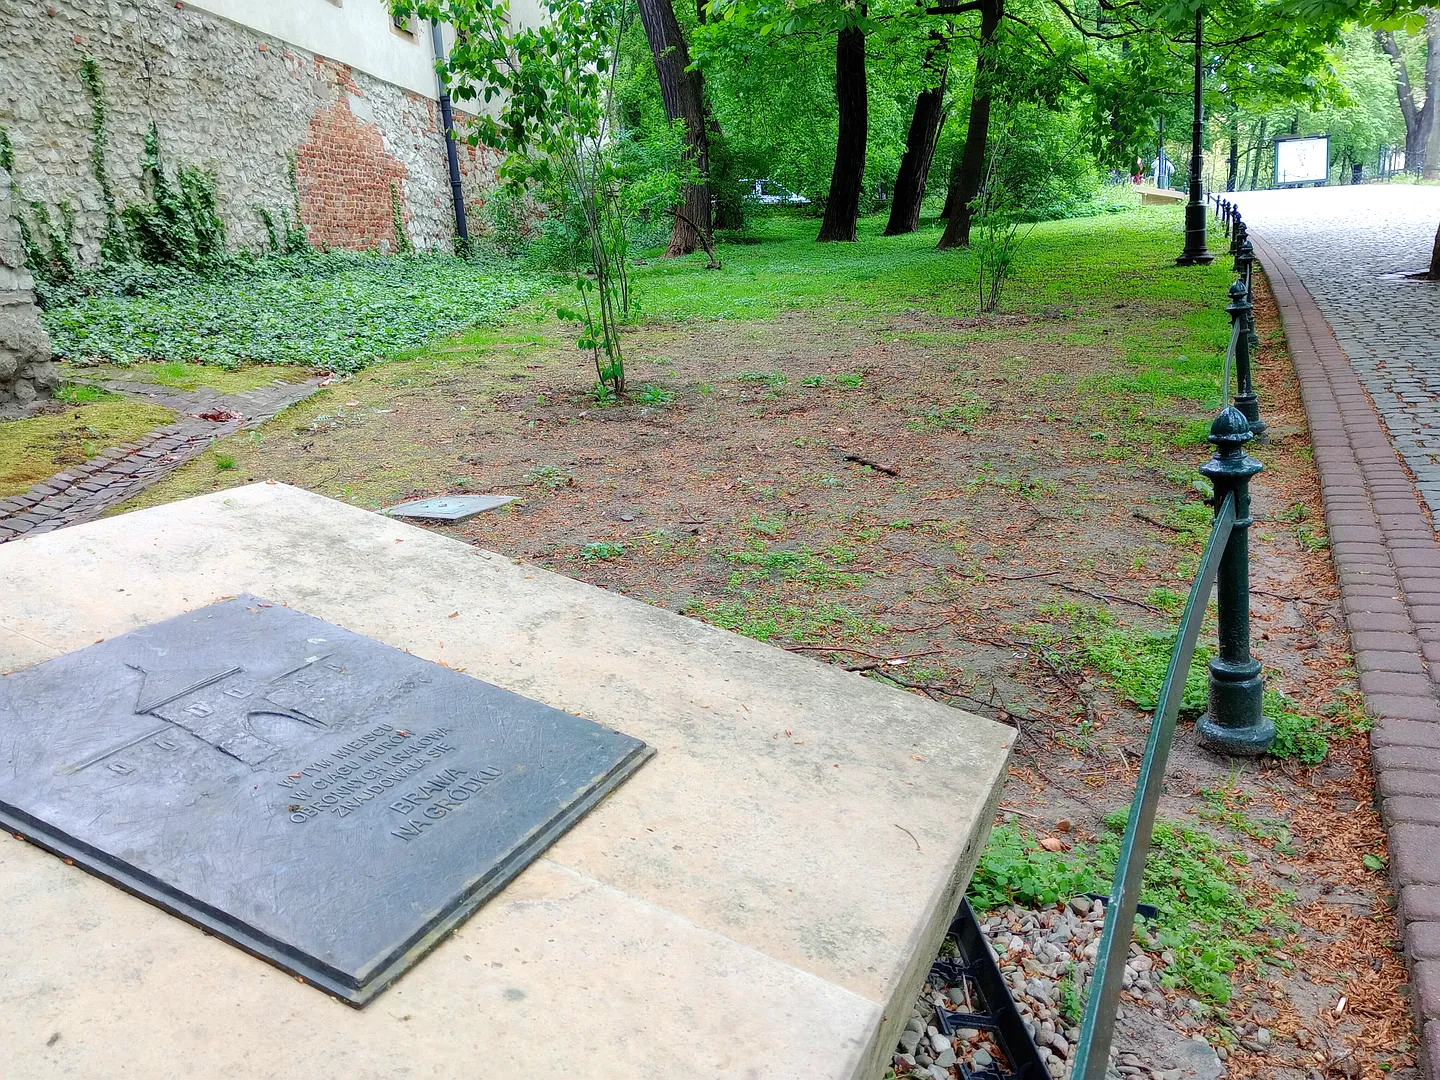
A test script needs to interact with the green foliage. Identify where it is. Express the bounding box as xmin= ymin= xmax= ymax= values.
xmin=580 ymin=540 xmax=626 ymax=560
xmin=971 ymin=817 xmax=1297 ymax=1003
xmin=398 ymin=0 xmax=678 ymax=396
xmin=120 ymin=122 xmax=227 ymax=273
xmin=390 ymin=182 xmax=413 ymax=255
xmin=78 ymin=54 xmax=129 ymax=263
xmin=42 ymin=251 xmax=538 ymax=372
xmin=1266 ymin=687 xmax=1369 ymax=764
